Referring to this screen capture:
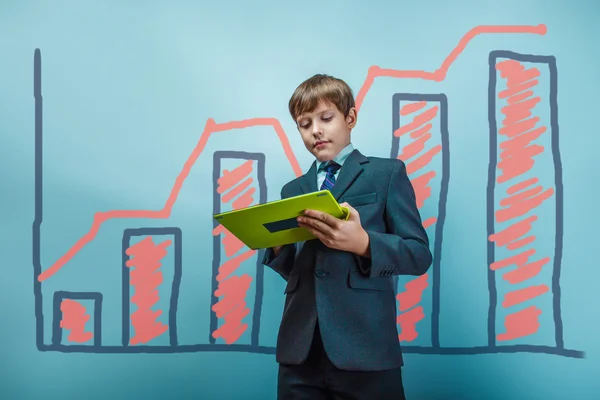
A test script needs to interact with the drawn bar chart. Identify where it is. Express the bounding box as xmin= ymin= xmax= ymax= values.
xmin=487 ymin=50 xmax=565 ymax=351
xmin=390 ymin=93 xmax=449 ymax=349
xmin=122 ymin=228 xmax=182 ymax=347
xmin=210 ymin=151 xmax=267 ymax=347
xmin=32 ymin=26 xmax=585 ymax=358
